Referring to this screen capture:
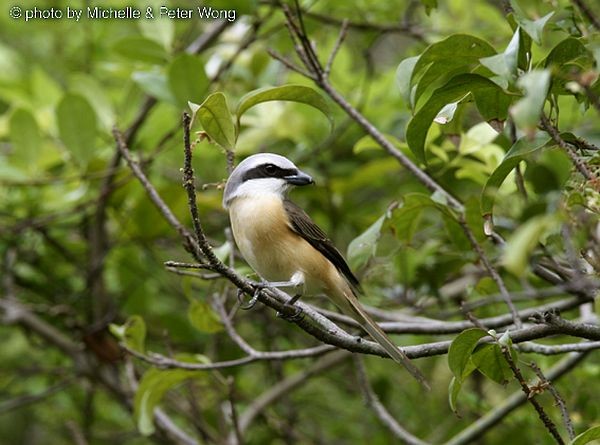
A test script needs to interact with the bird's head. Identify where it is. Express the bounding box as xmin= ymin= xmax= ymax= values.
xmin=223 ymin=153 xmax=313 ymax=208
